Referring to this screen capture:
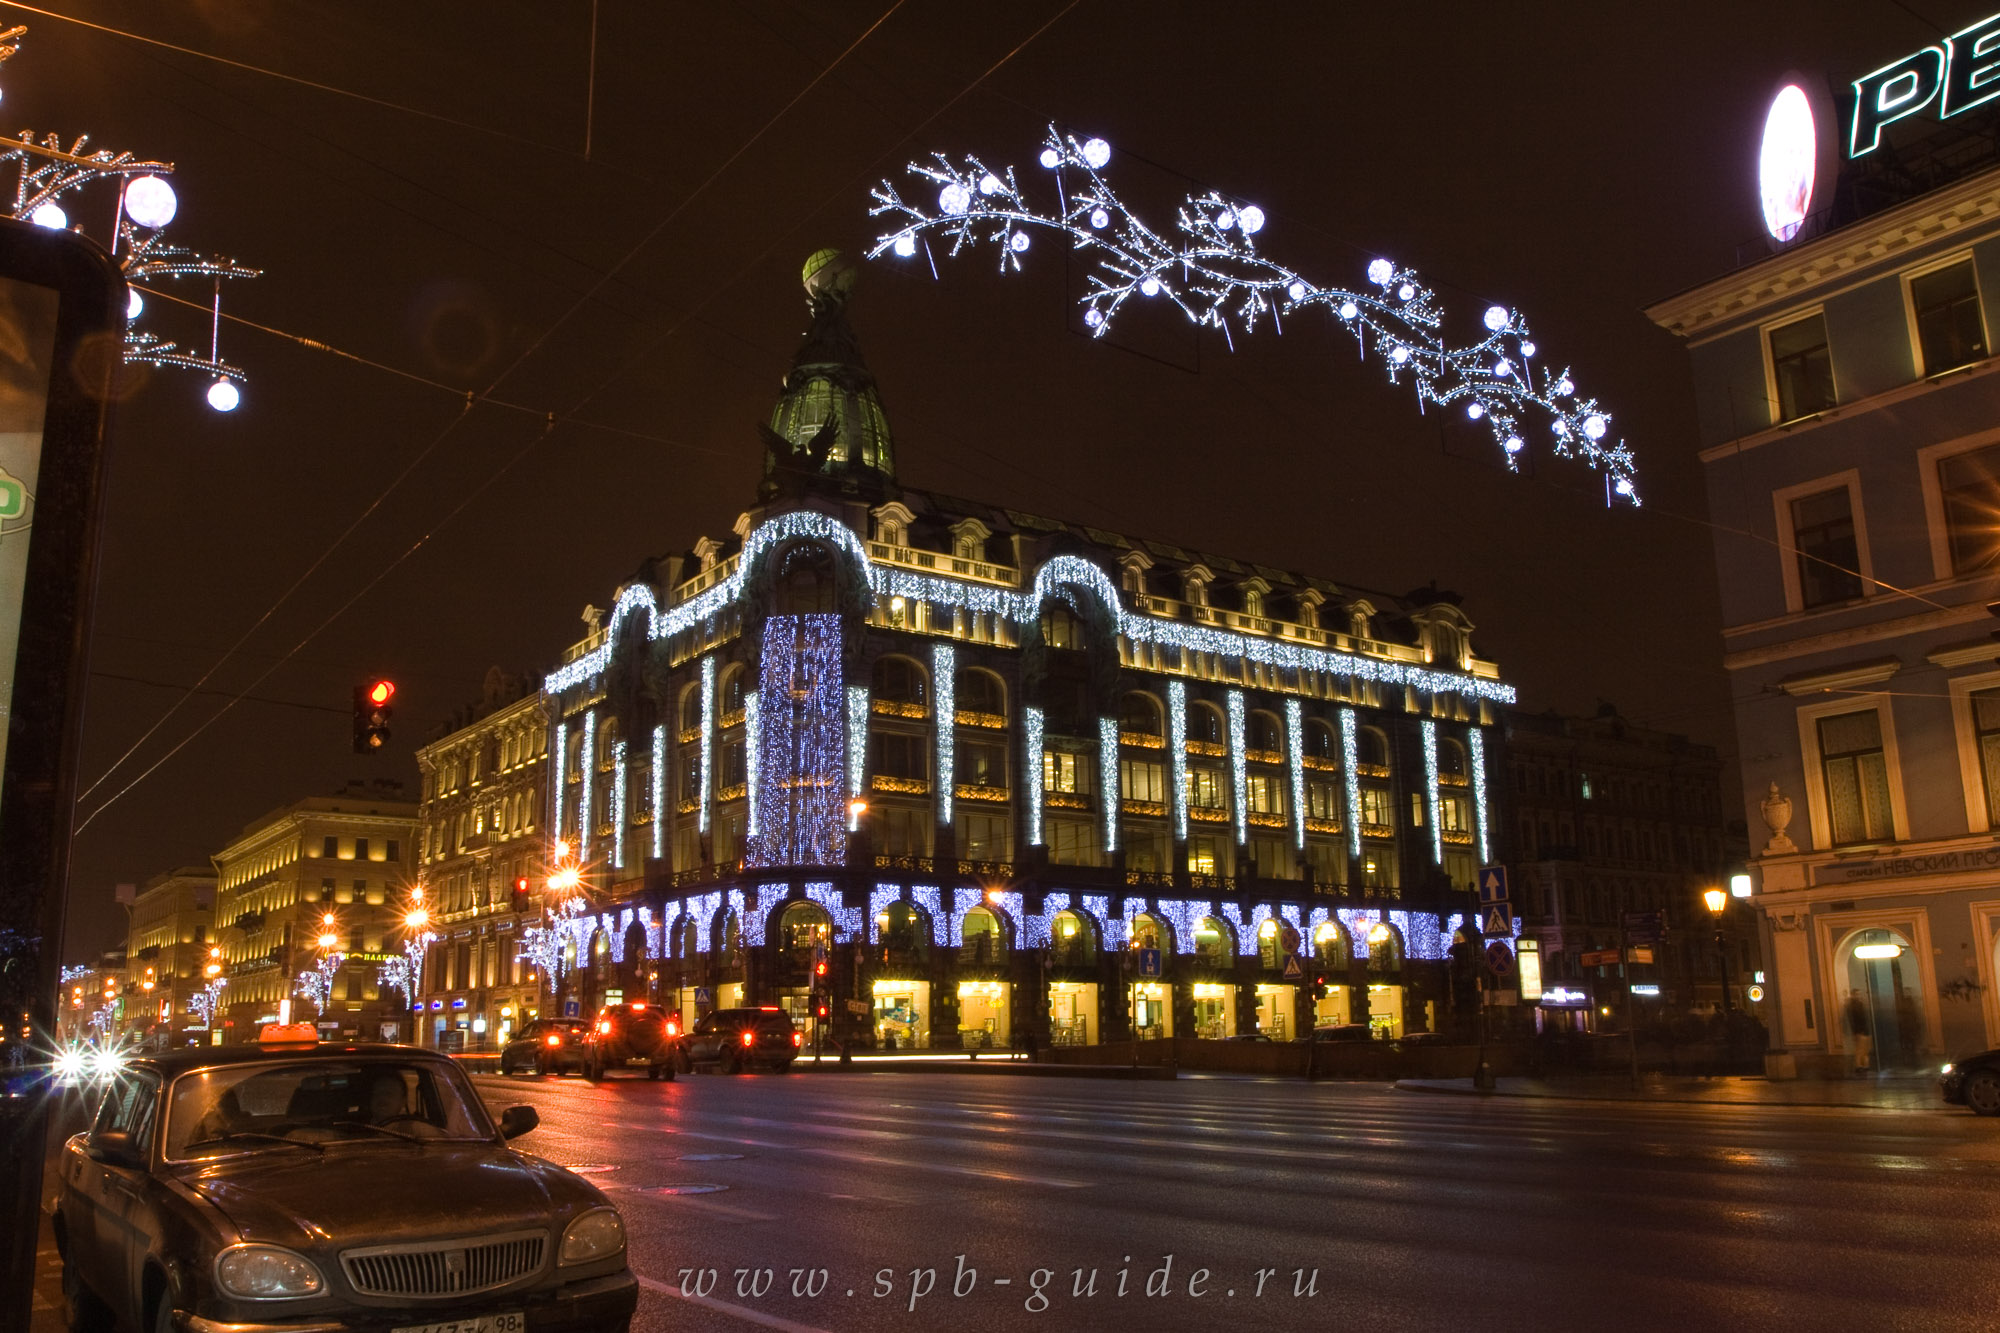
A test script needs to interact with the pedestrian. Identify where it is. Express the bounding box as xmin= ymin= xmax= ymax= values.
xmin=1844 ymin=989 xmax=1872 ymax=1077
